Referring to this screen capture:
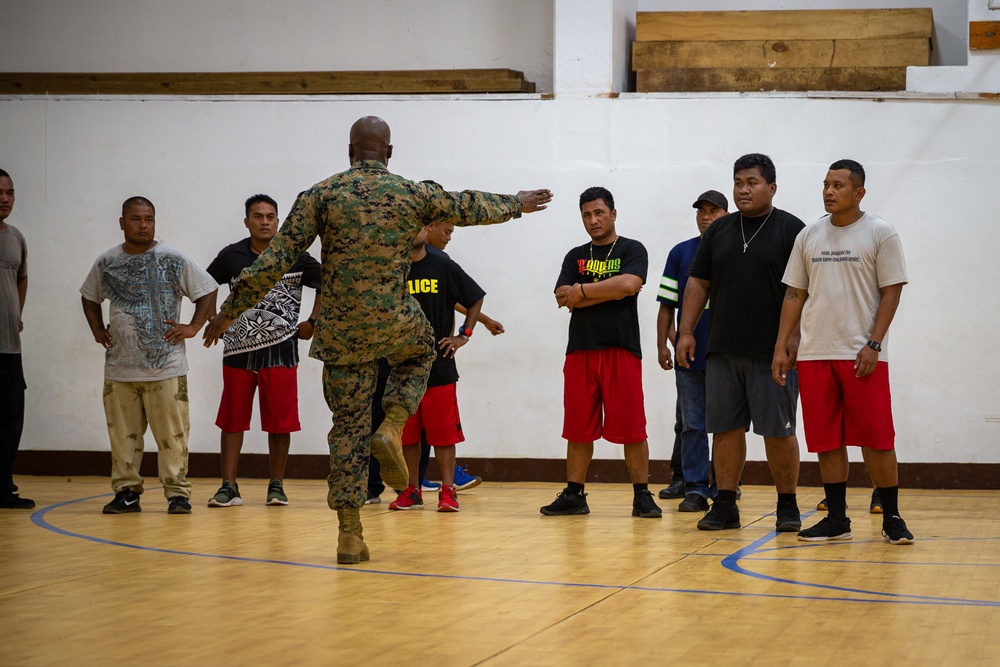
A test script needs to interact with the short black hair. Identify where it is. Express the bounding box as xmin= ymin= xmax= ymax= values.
xmin=733 ymin=153 xmax=776 ymax=184
xmin=121 ymin=196 xmax=155 ymax=217
xmin=245 ymin=193 xmax=278 ymax=217
xmin=828 ymin=159 xmax=866 ymax=187
xmin=579 ymin=186 xmax=614 ymax=211
xmin=0 ymin=169 xmax=10 ymax=181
